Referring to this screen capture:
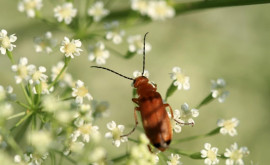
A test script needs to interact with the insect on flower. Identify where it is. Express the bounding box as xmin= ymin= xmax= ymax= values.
xmin=91 ymin=32 xmax=193 ymax=151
